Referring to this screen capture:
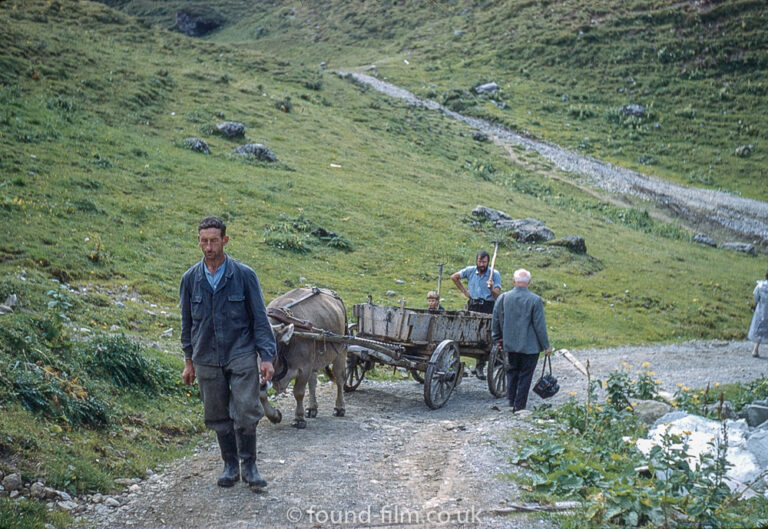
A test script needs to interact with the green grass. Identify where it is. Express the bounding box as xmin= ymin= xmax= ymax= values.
xmin=0 ymin=1 xmax=766 ymax=526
